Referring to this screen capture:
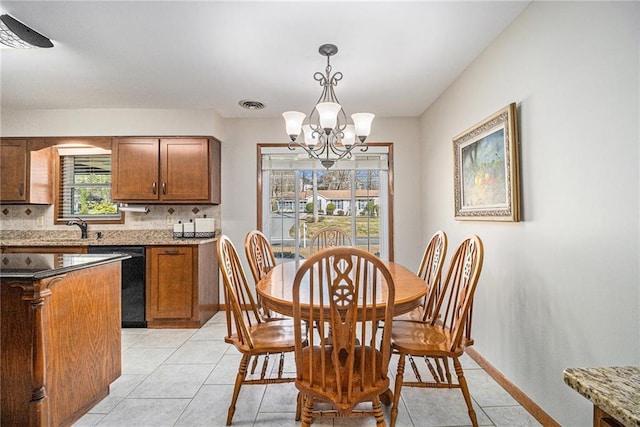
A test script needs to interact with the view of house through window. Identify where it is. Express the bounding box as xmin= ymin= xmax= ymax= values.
xmin=259 ymin=144 xmax=393 ymax=261
xmin=56 ymin=147 xmax=121 ymax=223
